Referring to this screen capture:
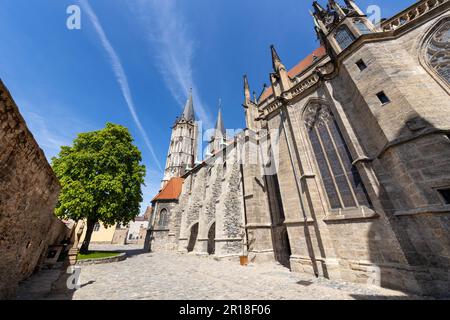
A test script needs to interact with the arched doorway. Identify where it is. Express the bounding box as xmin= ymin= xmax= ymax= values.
xmin=187 ymin=223 xmax=199 ymax=252
xmin=207 ymin=222 xmax=216 ymax=255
